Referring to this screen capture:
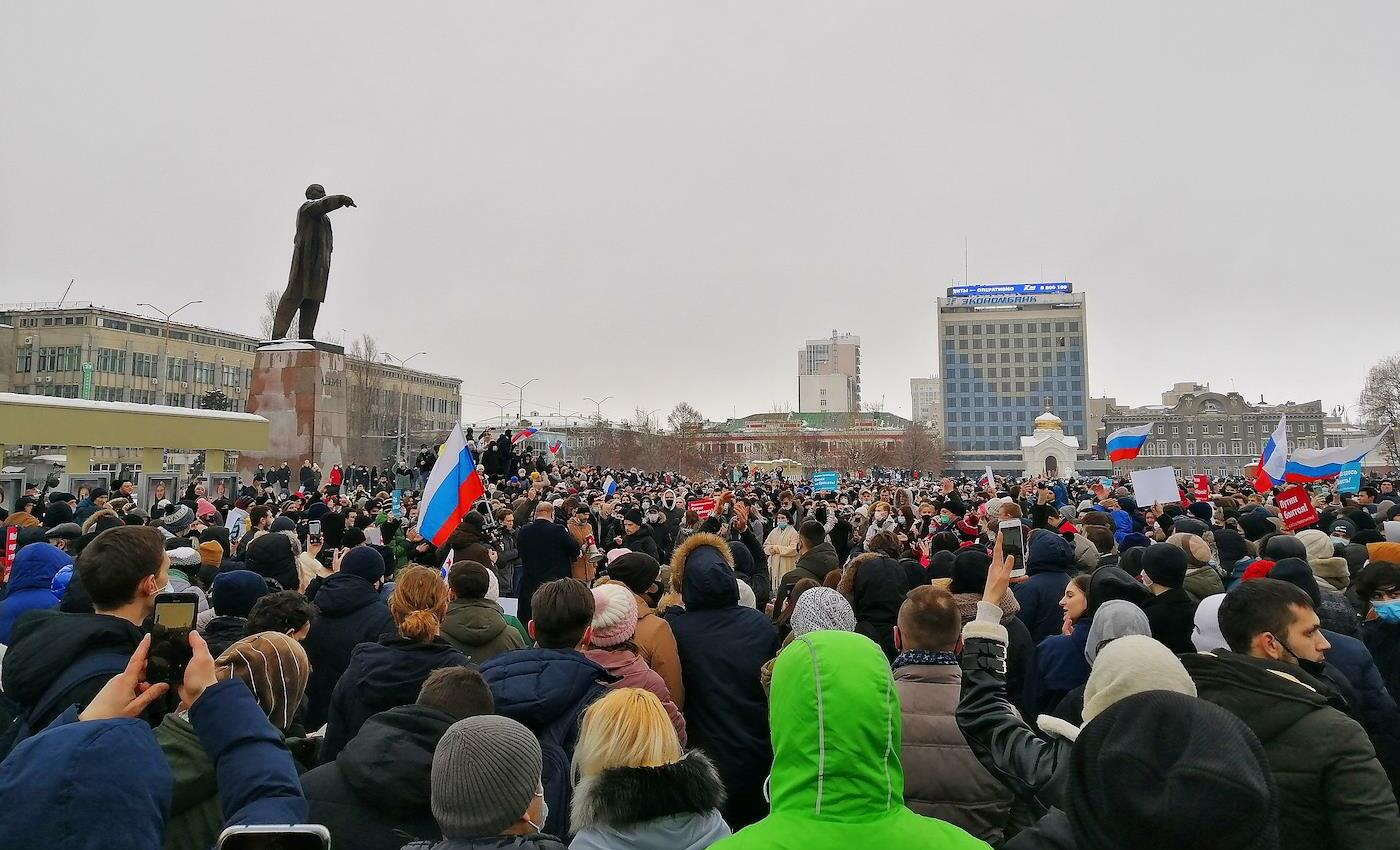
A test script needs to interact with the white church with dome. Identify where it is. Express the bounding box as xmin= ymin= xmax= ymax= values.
xmin=1021 ymin=409 xmax=1079 ymax=478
